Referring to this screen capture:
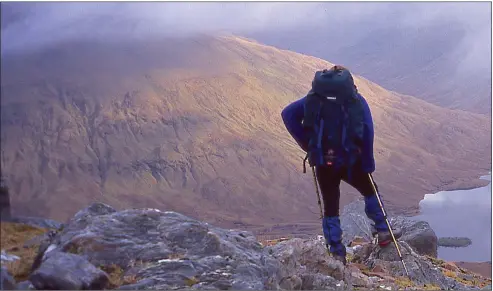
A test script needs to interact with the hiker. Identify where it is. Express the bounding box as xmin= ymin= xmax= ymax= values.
xmin=281 ymin=65 xmax=402 ymax=265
